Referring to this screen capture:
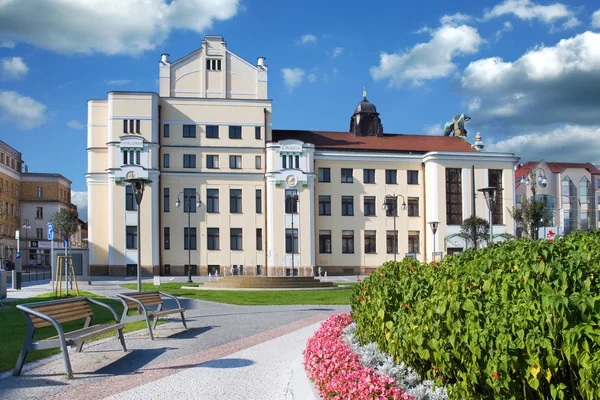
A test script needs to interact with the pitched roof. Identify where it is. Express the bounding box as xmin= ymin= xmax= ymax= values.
xmin=515 ymin=161 xmax=600 ymax=181
xmin=271 ymin=130 xmax=477 ymax=153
